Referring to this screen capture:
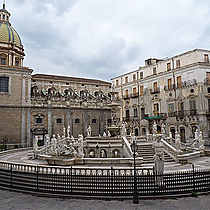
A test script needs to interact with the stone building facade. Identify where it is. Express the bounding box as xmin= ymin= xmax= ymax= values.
xmin=112 ymin=49 xmax=210 ymax=142
xmin=0 ymin=3 xmax=112 ymax=148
